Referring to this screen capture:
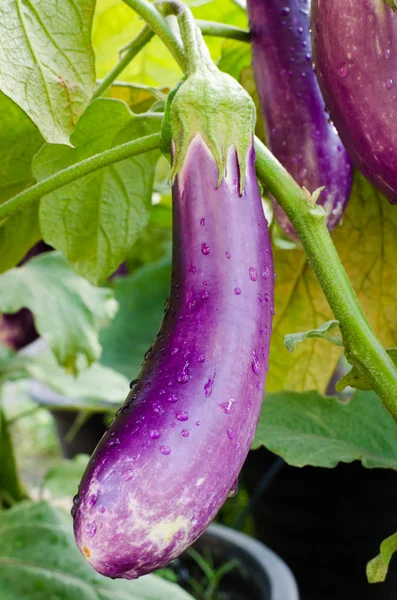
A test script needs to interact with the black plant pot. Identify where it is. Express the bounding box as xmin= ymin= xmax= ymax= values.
xmin=243 ymin=448 xmax=397 ymax=600
xmin=186 ymin=523 xmax=299 ymax=600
